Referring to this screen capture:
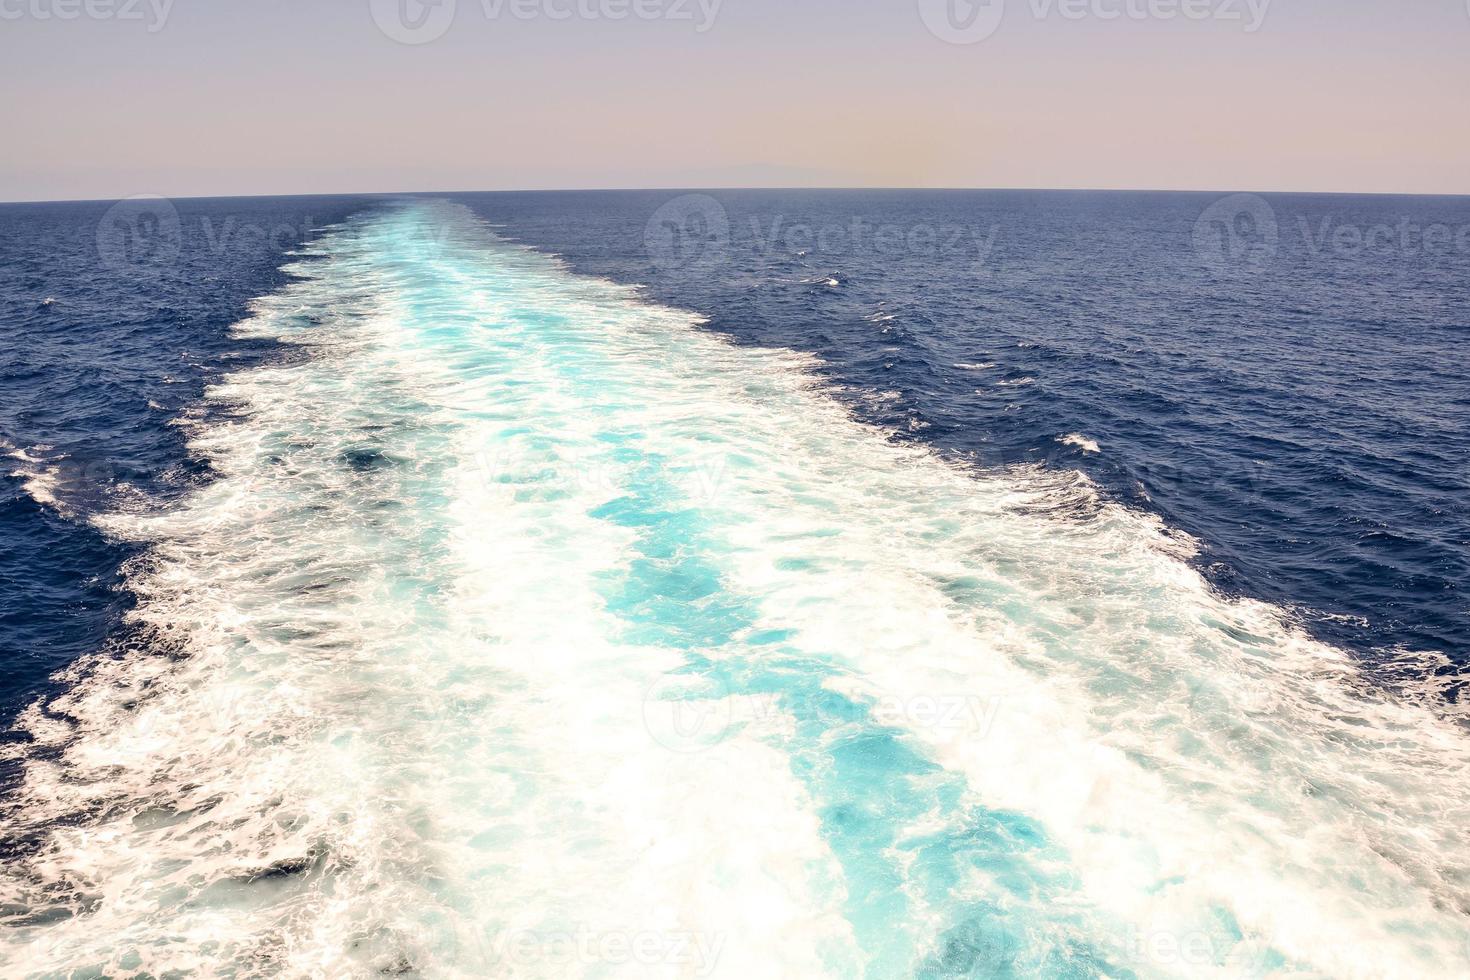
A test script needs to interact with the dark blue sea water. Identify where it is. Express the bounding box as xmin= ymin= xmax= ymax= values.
xmin=2 ymin=190 xmax=1468 ymax=976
